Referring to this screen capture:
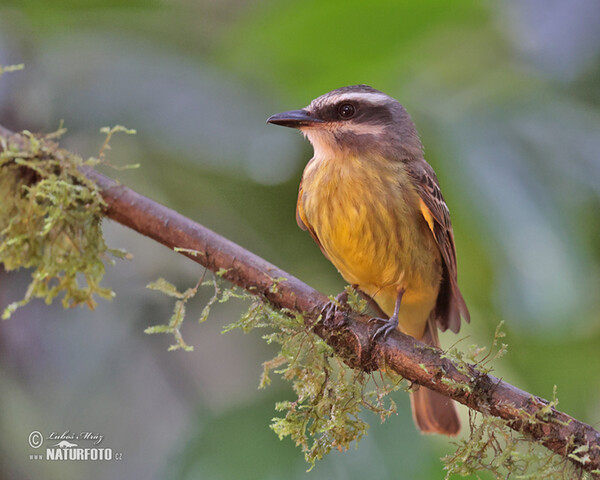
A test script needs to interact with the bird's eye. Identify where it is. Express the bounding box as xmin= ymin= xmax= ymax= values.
xmin=338 ymin=103 xmax=356 ymax=119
